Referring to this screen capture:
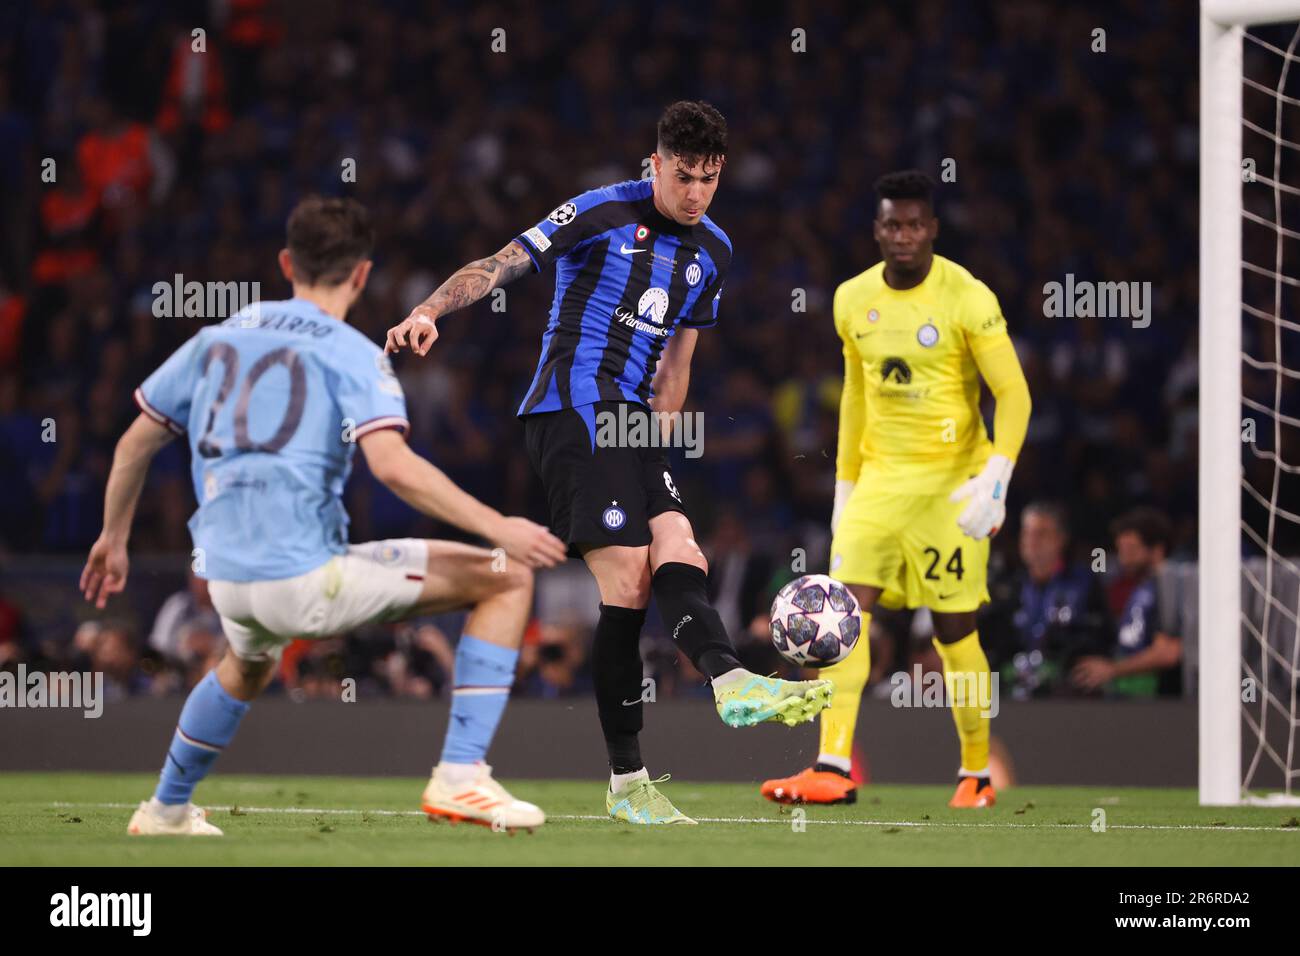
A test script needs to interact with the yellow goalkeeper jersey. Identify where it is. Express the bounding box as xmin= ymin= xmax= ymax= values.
xmin=834 ymin=254 xmax=1028 ymax=495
